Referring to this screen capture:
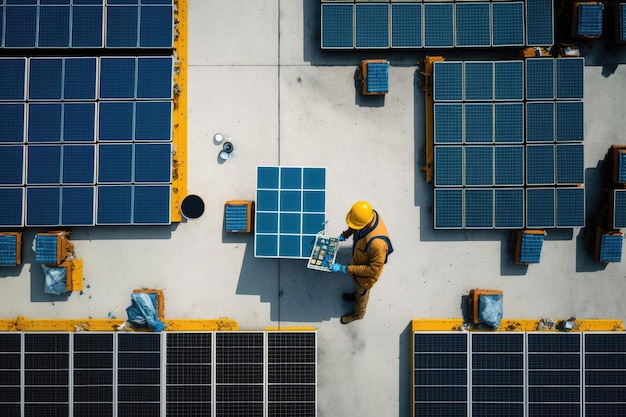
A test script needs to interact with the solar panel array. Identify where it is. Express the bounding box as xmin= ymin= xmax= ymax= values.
xmin=433 ymin=59 xmax=585 ymax=229
xmin=255 ymin=166 xmax=327 ymax=259
xmin=0 ymin=0 xmax=173 ymax=49
xmin=0 ymin=331 xmax=317 ymax=417
xmin=412 ymin=332 xmax=626 ymax=417
xmin=321 ymin=0 xmax=553 ymax=49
